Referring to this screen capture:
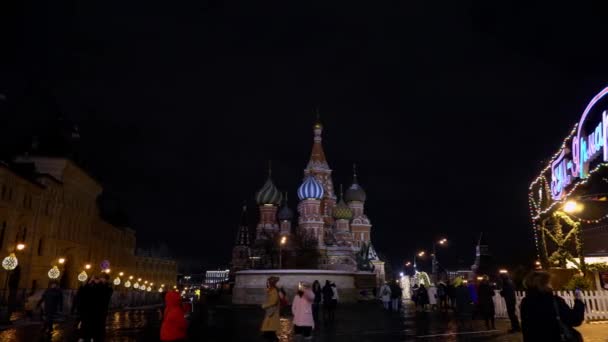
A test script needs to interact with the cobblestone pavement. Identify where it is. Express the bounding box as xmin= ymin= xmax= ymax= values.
xmin=0 ymin=300 xmax=605 ymax=341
